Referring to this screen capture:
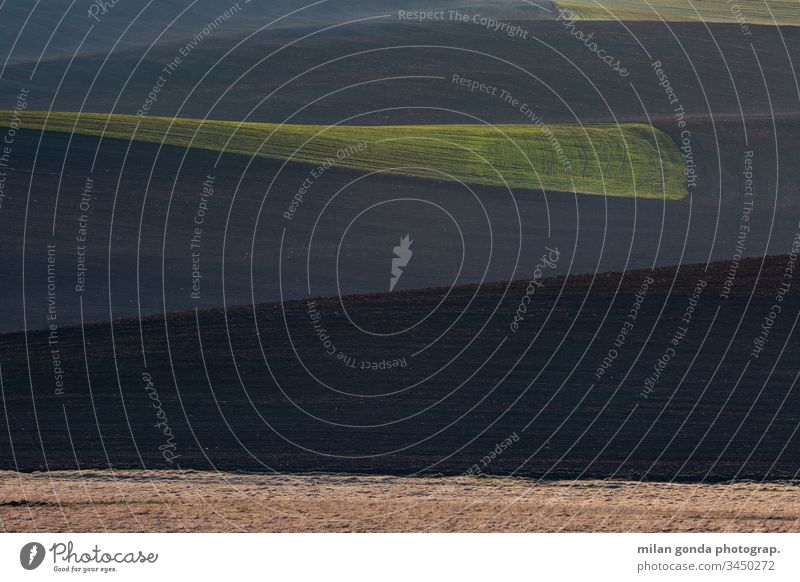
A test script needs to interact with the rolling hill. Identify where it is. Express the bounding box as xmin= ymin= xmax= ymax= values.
xmin=0 ymin=110 xmax=687 ymax=199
